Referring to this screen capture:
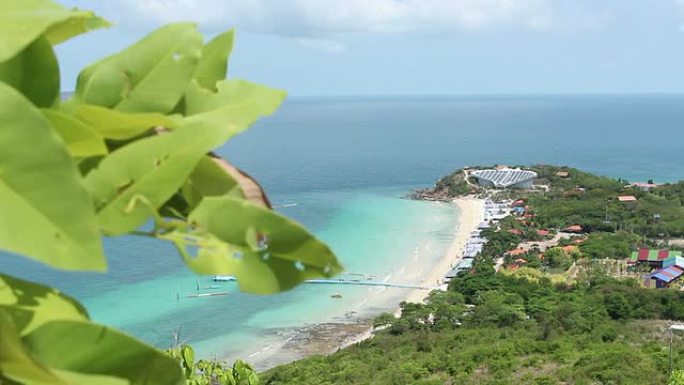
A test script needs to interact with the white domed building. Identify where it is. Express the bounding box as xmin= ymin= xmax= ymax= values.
xmin=471 ymin=168 xmax=537 ymax=189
